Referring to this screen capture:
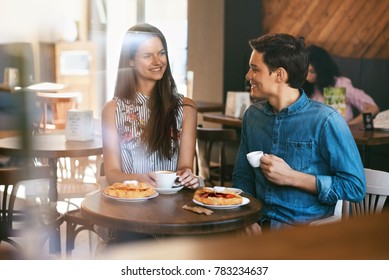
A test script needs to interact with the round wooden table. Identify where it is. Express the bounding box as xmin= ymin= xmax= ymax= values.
xmin=0 ymin=133 xmax=102 ymax=255
xmin=0 ymin=133 xmax=102 ymax=158
xmin=81 ymin=188 xmax=262 ymax=235
xmin=0 ymin=133 xmax=103 ymax=200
